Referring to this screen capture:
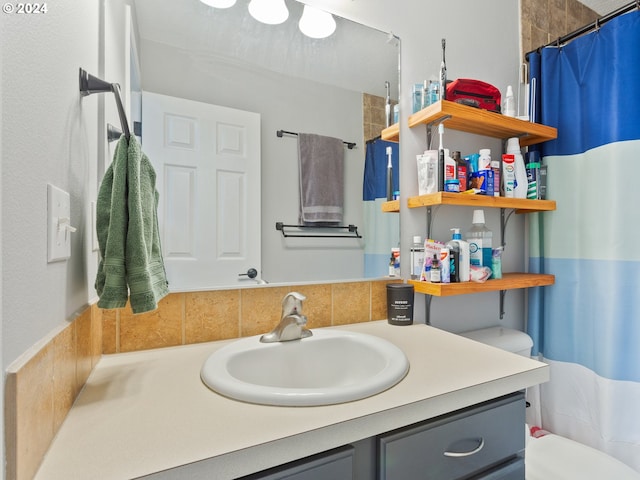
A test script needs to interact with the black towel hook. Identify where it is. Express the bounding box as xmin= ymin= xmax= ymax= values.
xmin=79 ymin=68 xmax=131 ymax=140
